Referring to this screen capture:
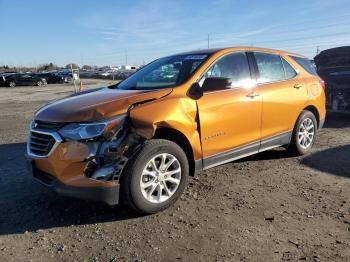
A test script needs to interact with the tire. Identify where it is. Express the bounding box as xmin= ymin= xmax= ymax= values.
xmin=37 ymin=81 xmax=43 ymax=86
xmin=8 ymin=81 xmax=16 ymax=88
xmin=287 ymin=110 xmax=317 ymax=156
xmin=122 ymin=139 xmax=189 ymax=214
